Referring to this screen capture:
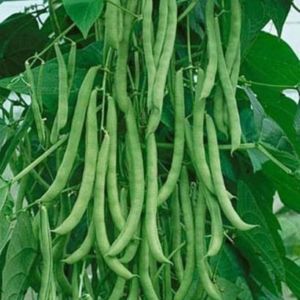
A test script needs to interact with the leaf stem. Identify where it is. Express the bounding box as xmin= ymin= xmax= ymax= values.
xmin=256 ymin=143 xmax=293 ymax=175
xmin=239 ymin=78 xmax=297 ymax=89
